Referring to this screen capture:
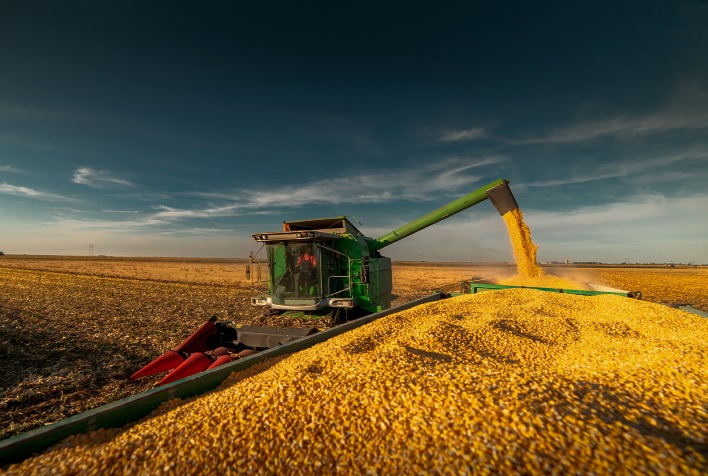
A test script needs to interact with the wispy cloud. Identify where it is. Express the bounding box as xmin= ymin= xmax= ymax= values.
xmin=46 ymin=210 xmax=268 ymax=236
xmin=0 ymin=182 xmax=77 ymax=202
xmin=139 ymin=156 xmax=507 ymax=222
xmin=0 ymin=133 xmax=62 ymax=152
xmin=438 ymin=127 xmax=487 ymax=142
xmin=52 ymin=216 xmax=169 ymax=231
xmin=72 ymin=167 xmax=135 ymax=189
xmin=169 ymin=227 xmax=237 ymax=236
xmin=153 ymin=204 xmax=247 ymax=219
xmin=523 ymin=148 xmax=708 ymax=187
xmin=27 ymin=157 xmax=504 ymax=240
xmin=532 ymin=111 xmax=708 ymax=144
xmin=238 ymin=156 xmax=505 ymax=208
xmin=472 ymin=192 xmax=708 ymax=264
xmin=527 ymin=79 xmax=708 ymax=145
xmin=0 ymin=165 xmax=24 ymax=173
xmin=527 ymin=193 xmax=708 ymax=251
xmin=530 ymin=194 xmax=674 ymax=228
